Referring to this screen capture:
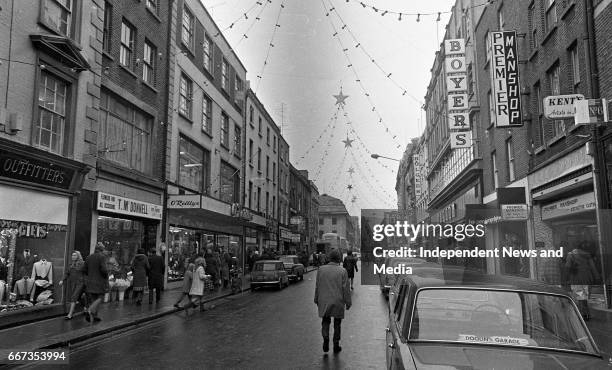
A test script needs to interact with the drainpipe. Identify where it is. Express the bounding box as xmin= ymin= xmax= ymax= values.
xmin=584 ymin=0 xmax=610 ymax=308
